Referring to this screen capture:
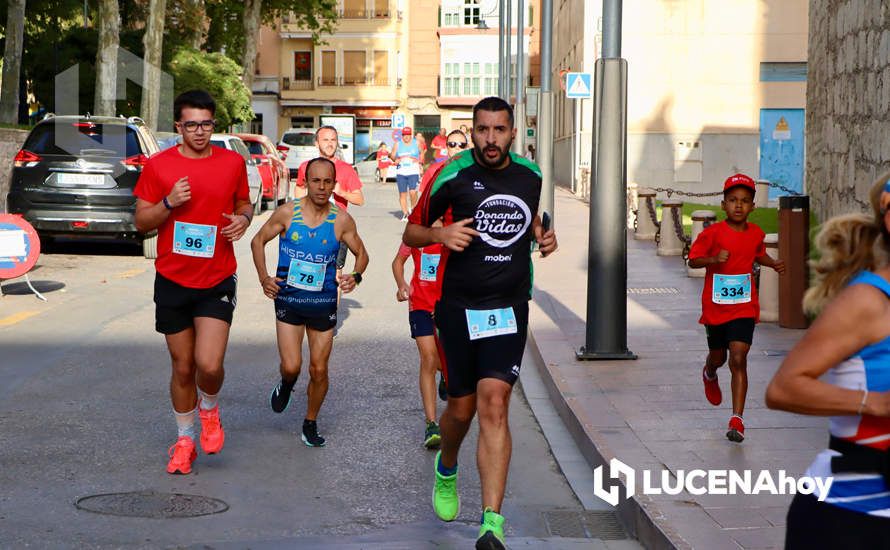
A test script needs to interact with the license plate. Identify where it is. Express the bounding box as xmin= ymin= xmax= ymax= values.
xmin=57 ymin=173 xmax=104 ymax=186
